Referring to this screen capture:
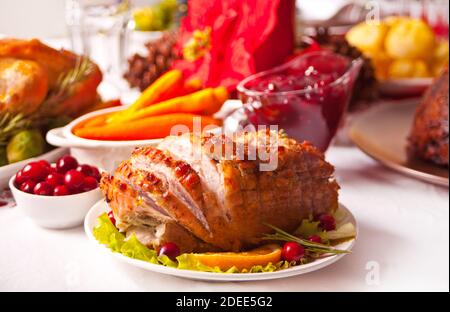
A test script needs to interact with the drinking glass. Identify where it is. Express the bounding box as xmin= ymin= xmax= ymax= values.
xmin=65 ymin=0 xmax=131 ymax=94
